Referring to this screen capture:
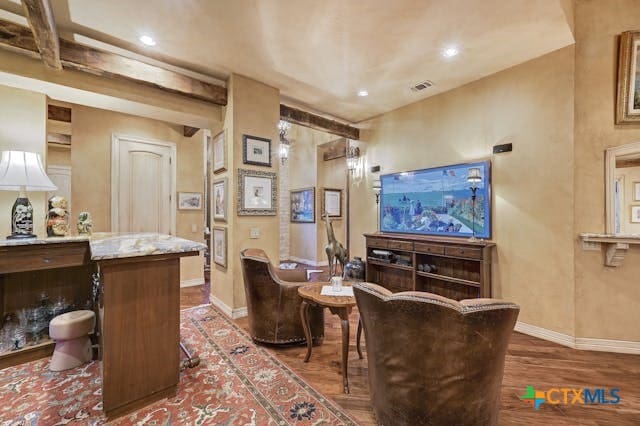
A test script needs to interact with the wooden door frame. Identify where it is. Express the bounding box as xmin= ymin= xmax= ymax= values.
xmin=111 ymin=133 xmax=177 ymax=235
